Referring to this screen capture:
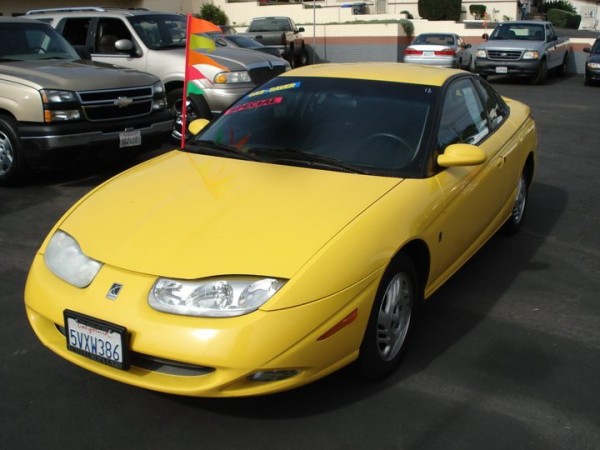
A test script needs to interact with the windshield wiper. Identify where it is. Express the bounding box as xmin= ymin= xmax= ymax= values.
xmin=248 ymin=147 xmax=372 ymax=174
xmin=186 ymin=140 xmax=261 ymax=161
